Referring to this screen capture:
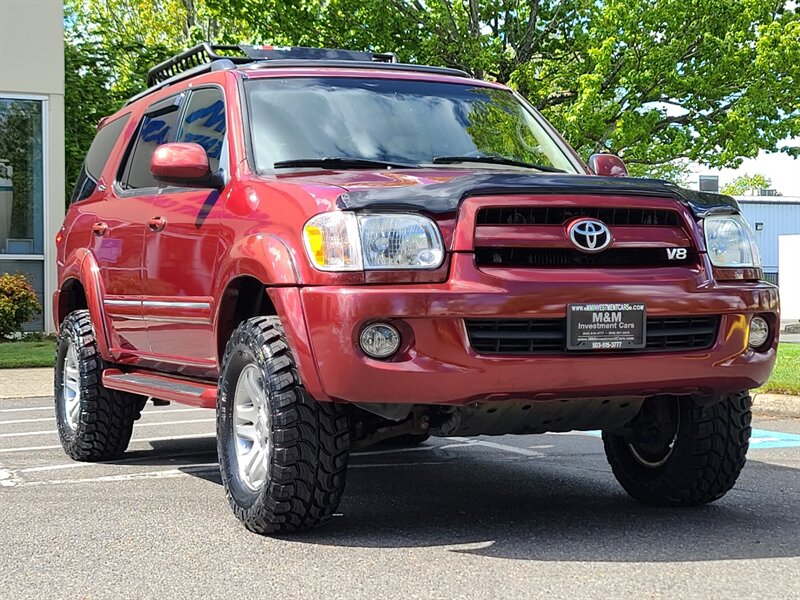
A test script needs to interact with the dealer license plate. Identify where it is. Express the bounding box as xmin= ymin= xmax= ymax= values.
xmin=567 ymin=303 xmax=646 ymax=351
